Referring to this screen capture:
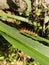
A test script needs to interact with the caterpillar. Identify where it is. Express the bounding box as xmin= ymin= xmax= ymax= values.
xmin=19 ymin=28 xmax=38 ymax=37
xmin=18 ymin=22 xmax=38 ymax=37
